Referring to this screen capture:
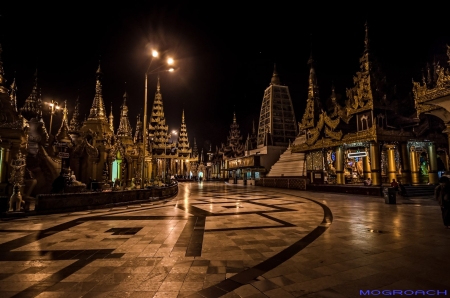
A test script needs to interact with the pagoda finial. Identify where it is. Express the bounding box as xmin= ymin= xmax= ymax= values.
xmin=109 ymin=102 xmax=114 ymax=132
xmin=307 ymin=52 xmax=319 ymax=100
xmin=364 ymin=21 xmax=369 ymax=53
xmin=55 ymin=100 xmax=71 ymax=143
xmin=252 ymin=119 xmax=256 ymax=134
xmin=233 ymin=111 xmax=237 ymax=124
xmin=10 ymin=73 xmax=18 ymax=112
xmin=117 ymin=92 xmax=132 ymax=137
xmin=270 ymin=63 xmax=281 ymax=85
xmin=182 ymin=109 xmax=185 ymax=124
xmin=157 ymin=75 xmax=160 ymax=92
xmin=88 ymin=61 xmax=107 ymax=120
xmin=69 ymin=96 xmax=81 ymax=132
xmin=96 ymin=59 xmax=102 ymax=74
